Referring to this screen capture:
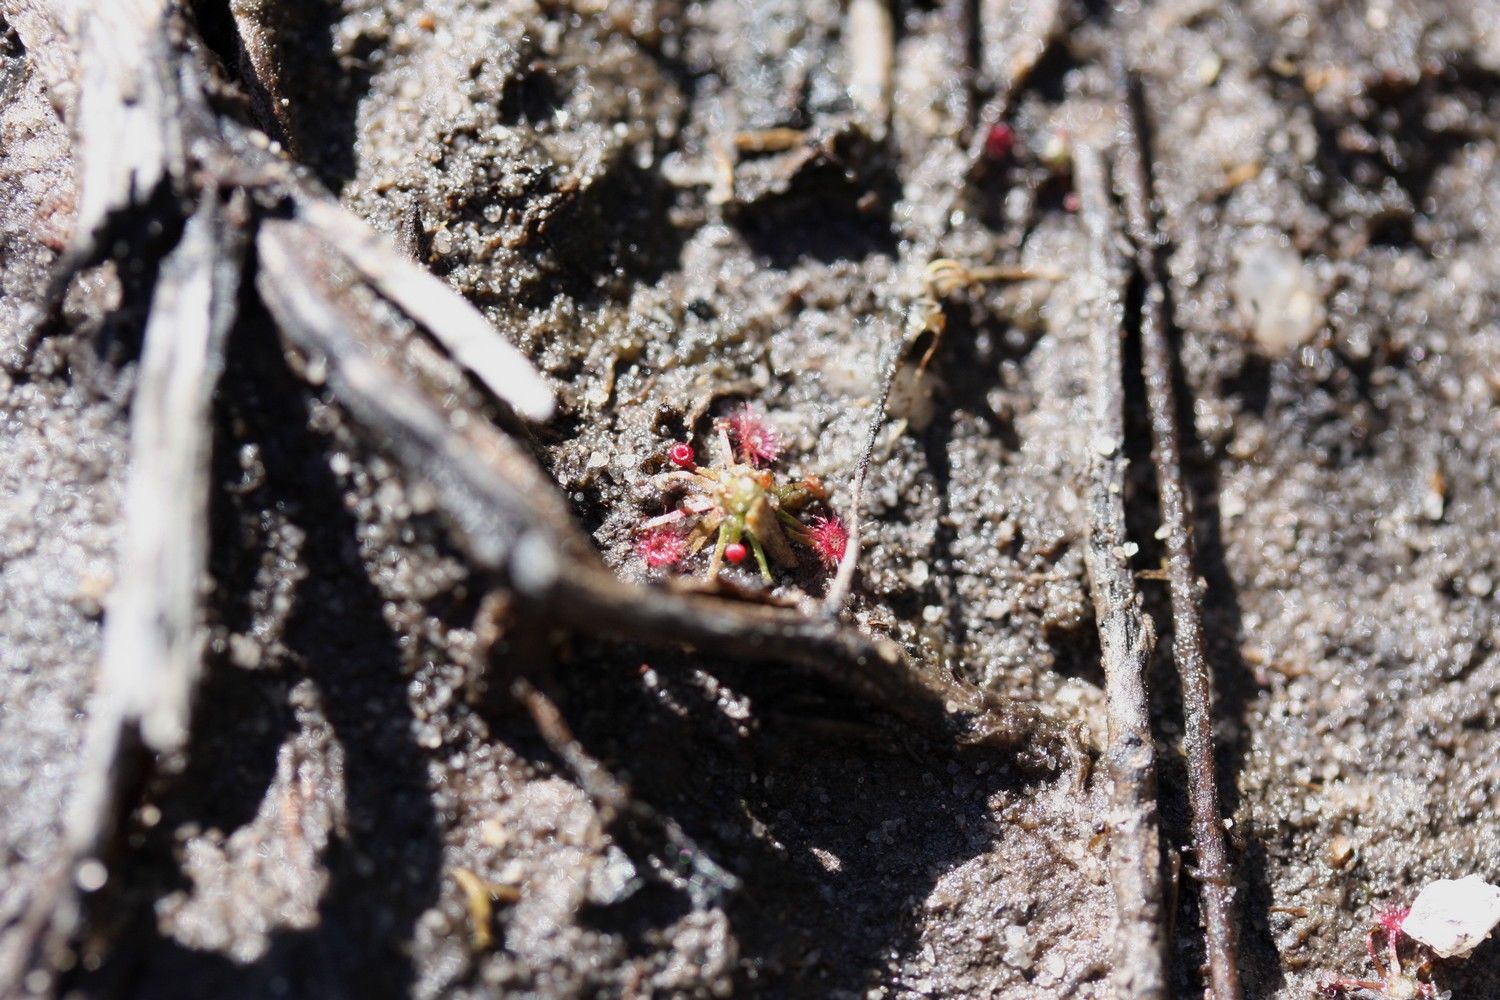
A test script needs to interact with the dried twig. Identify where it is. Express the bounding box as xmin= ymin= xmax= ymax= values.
xmin=513 ymin=677 xmax=739 ymax=905
xmin=823 ymin=327 xmax=902 ymax=613
xmin=291 ymin=199 xmax=553 ymax=422
xmin=1115 ymin=68 xmax=1244 ymax=1000
xmin=1074 ymin=142 xmax=1167 ymax=1000
xmin=86 ymin=189 xmax=245 ymax=765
